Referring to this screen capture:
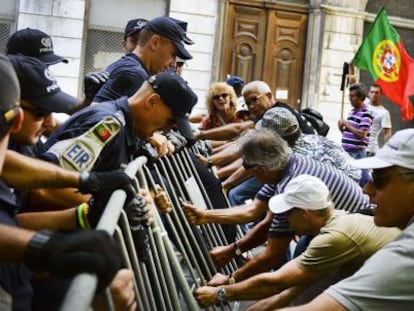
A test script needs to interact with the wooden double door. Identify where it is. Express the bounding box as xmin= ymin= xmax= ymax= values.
xmin=220 ymin=0 xmax=308 ymax=109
